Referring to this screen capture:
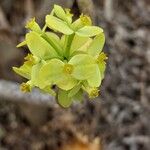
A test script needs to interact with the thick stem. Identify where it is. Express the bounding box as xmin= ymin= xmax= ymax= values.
xmin=42 ymin=25 xmax=47 ymax=32
xmin=0 ymin=79 xmax=55 ymax=126
xmin=64 ymin=34 xmax=75 ymax=59
xmin=42 ymin=33 xmax=63 ymax=58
